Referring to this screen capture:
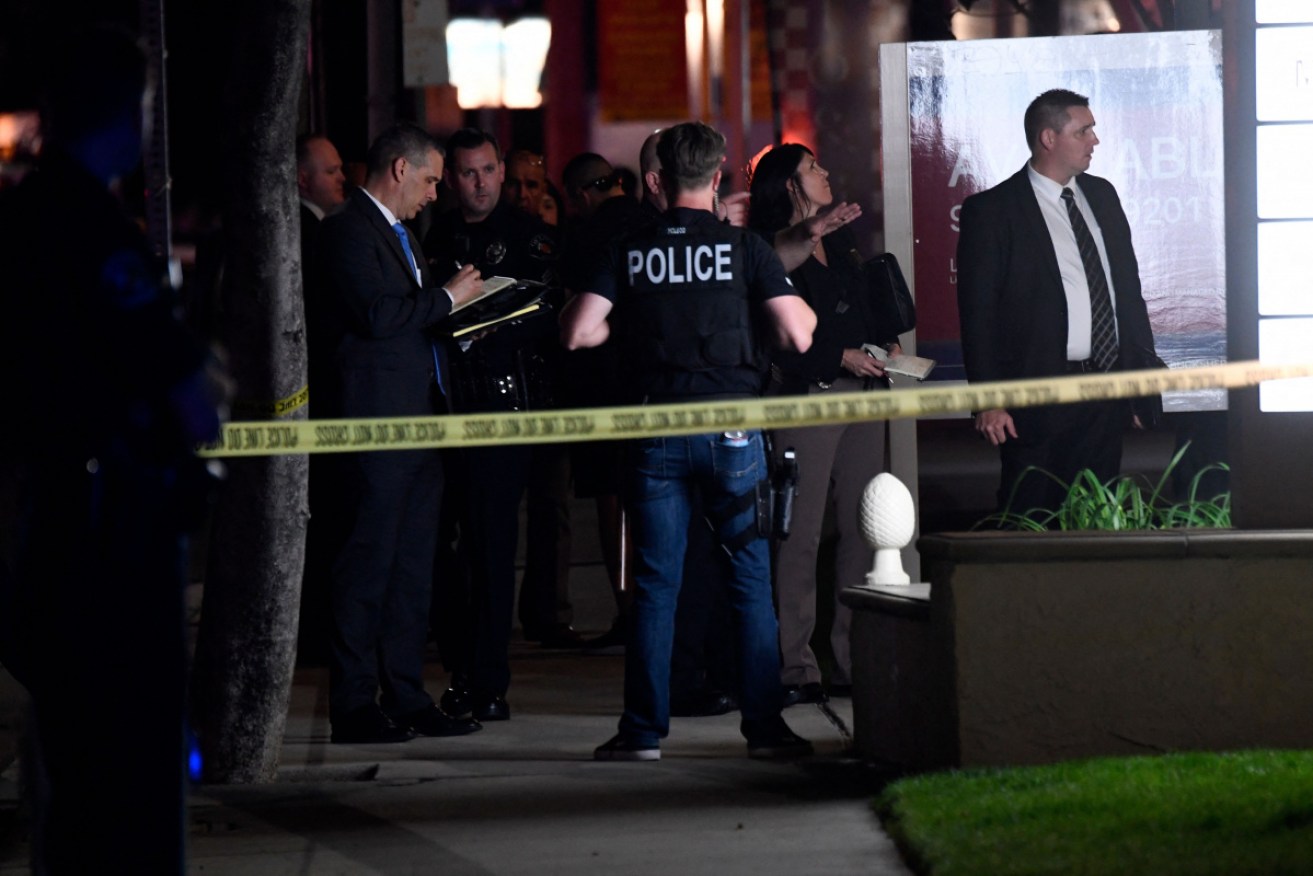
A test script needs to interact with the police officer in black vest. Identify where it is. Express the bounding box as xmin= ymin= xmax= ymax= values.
xmin=562 ymin=121 xmax=818 ymax=761
xmin=422 ymin=128 xmax=560 ymax=721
